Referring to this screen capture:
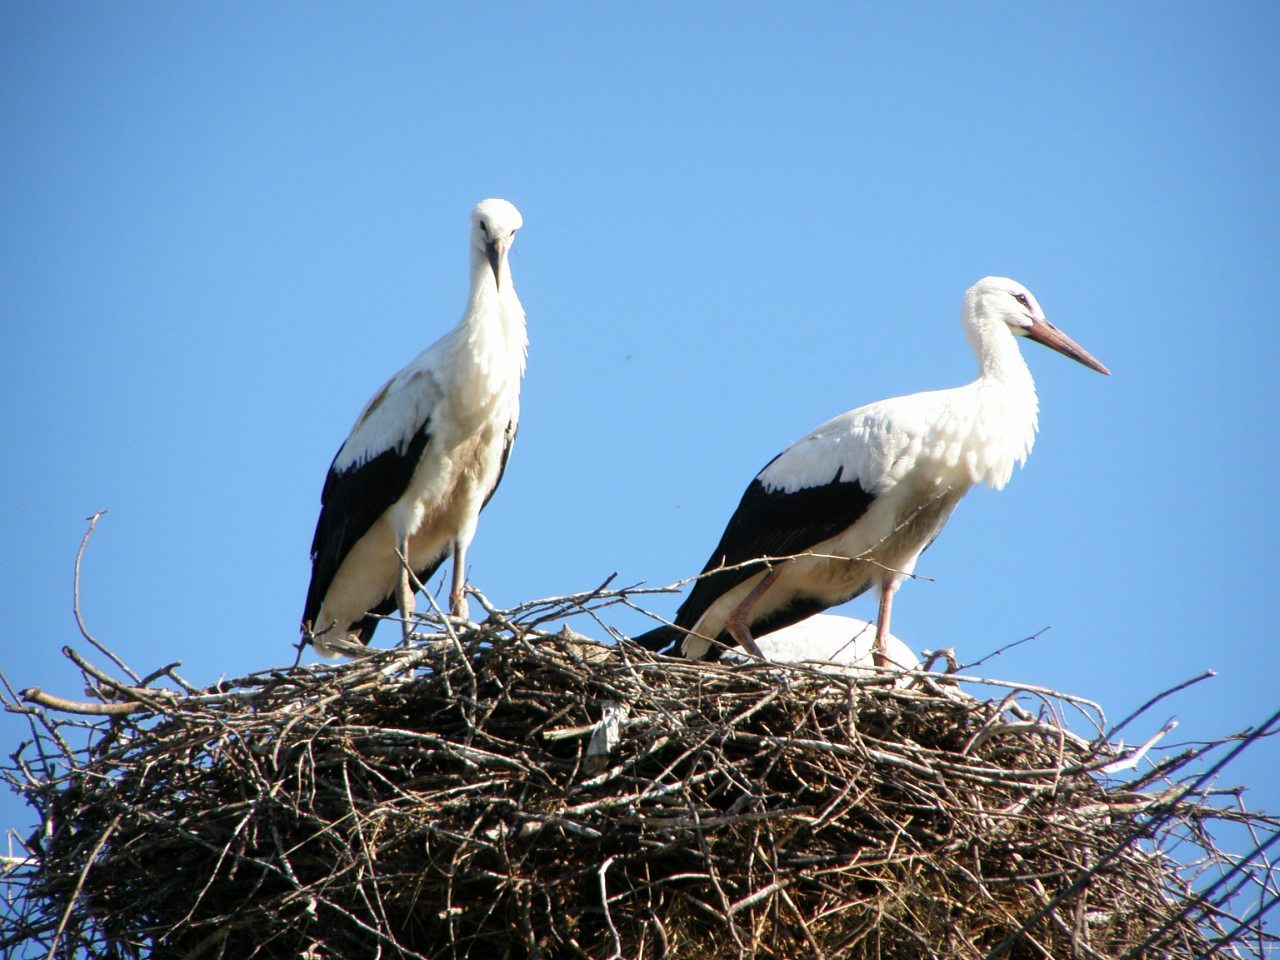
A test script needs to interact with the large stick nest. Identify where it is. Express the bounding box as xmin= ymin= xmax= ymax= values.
xmin=2 ymin=592 xmax=1277 ymax=959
